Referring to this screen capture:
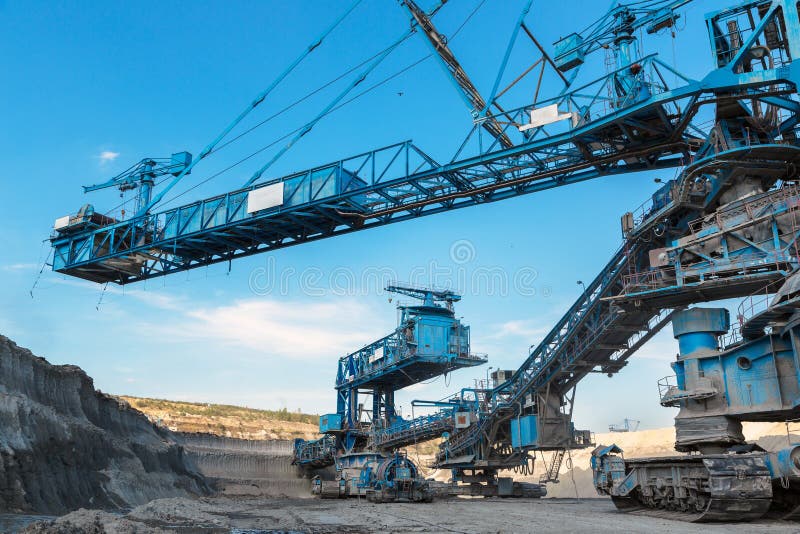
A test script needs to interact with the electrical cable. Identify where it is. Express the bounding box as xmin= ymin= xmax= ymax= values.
xmin=95 ymin=282 xmax=109 ymax=311
xmin=100 ymin=8 xmax=380 ymax=218
xmin=242 ymin=25 xmax=421 ymax=186
xmin=566 ymin=448 xmax=579 ymax=499
xmin=211 ymin=49 xmax=394 ymax=153
xmin=212 ymin=0 xmax=486 ymax=160
xmin=213 ymin=47 xmax=408 ymax=155
xmin=29 ymin=246 xmax=53 ymax=298
xmin=213 ymin=0 xmax=486 ymax=155
xmin=134 ymin=0 xmax=363 ymax=217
